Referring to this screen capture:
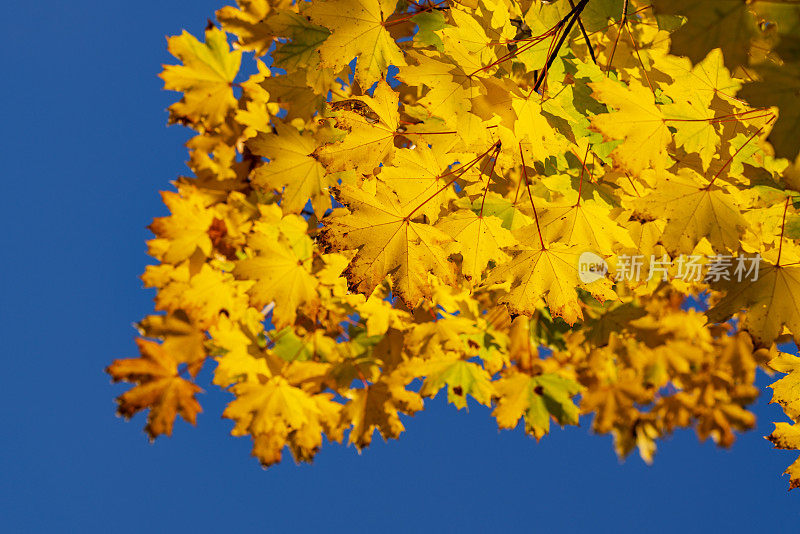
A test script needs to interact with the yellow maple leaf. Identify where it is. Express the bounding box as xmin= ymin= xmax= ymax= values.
xmin=236 ymin=59 xmax=280 ymax=139
xmin=661 ymin=48 xmax=742 ymax=108
xmin=512 ymin=94 xmax=570 ymax=164
xmin=537 ymin=199 xmax=635 ymax=256
xmin=404 ymin=314 xmax=479 ymax=360
xmin=260 ymin=69 xmax=325 ymax=120
xmin=764 ymin=351 xmax=800 ymax=489
xmin=322 ymin=183 xmax=456 ymax=306
xmin=249 ymin=122 xmax=330 ymax=216
xmin=656 ymin=49 xmax=744 ymax=170
xmin=414 ymin=357 xmax=495 ymax=409
xmin=315 ymin=81 xmax=400 ymax=173
xmin=493 ymin=371 xmax=582 ymax=440
xmin=309 ymin=0 xmax=405 ymax=87
xmin=341 ymin=378 xmax=423 ymax=449
xmin=436 ymin=209 xmax=516 ymax=284
xmin=767 ymin=352 xmax=800 ymax=420
xmin=397 ymin=51 xmax=482 ymax=126
xmin=357 ymin=295 xmax=411 ymax=336
xmin=379 ymin=143 xmax=464 ymax=223
xmin=234 ymin=232 xmax=320 ymax=327
xmin=767 ymin=422 xmax=800 ymax=490
xmin=156 ymin=263 xmax=253 ymax=329
xmin=519 ymin=0 xmax=573 ymax=71
xmin=209 ymin=312 xmax=271 ymax=387
xmin=709 ymin=251 xmax=800 ymax=347
xmin=652 ymin=0 xmax=757 ymax=69
xmin=484 ymin=229 xmax=616 ymax=324
xmin=438 ymin=6 xmax=497 ymax=75
xmin=590 ymin=77 xmax=672 ymax=175
xmin=224 ymin=375 xmax=341 ymax=466
xmin=269 ymin=8 xmax=331 ymax=73
xmin=160 ymin=27 xmax=242 ymax=126
xmin=217 ymin=0 xmax=284 ymax=55
xmin=137 ymin=312 xmax=207 ymax=376
xmin=636 ymin=169 xmax=748 ymax=254
xmin=148 ymin=188 xmax=215 ymax=264
xmin=663 ymin=100 xmax=718 ymax=170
